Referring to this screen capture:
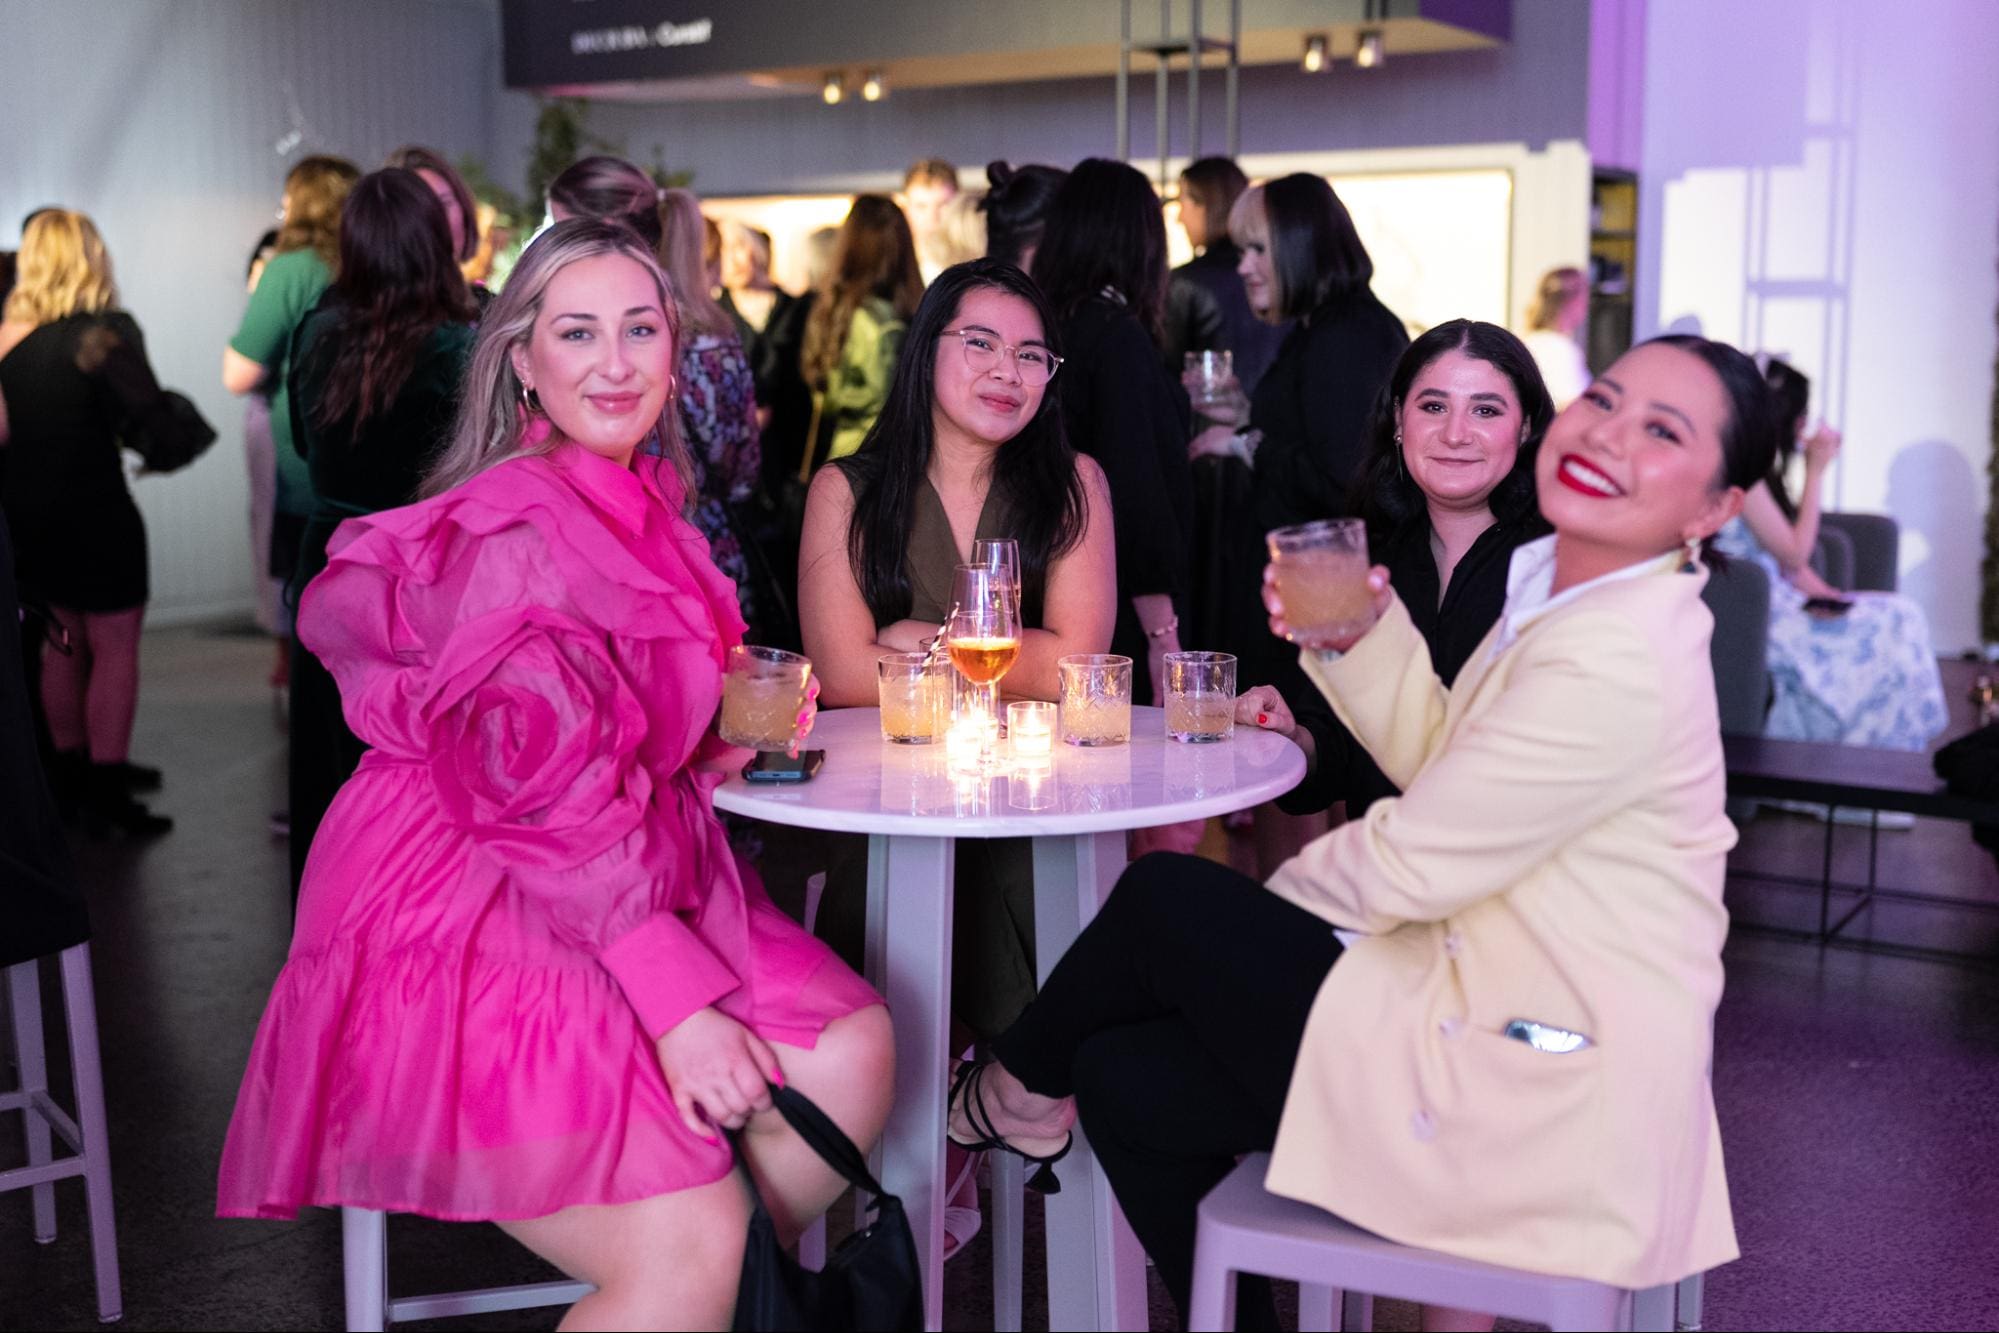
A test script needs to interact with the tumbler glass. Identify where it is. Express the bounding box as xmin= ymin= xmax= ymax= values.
xmin=719 ymin=645 xmax=812 ymax=751
xmin=1057 ymin=654 xmax=1134 ymax=747
xmin=877 ymin=652 xmax=951 ymax=743
xmin=1162 ymin=651 xmax=1236 ymax=744
xmin=1267 ymin=519 xmax=1372 ymax=643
